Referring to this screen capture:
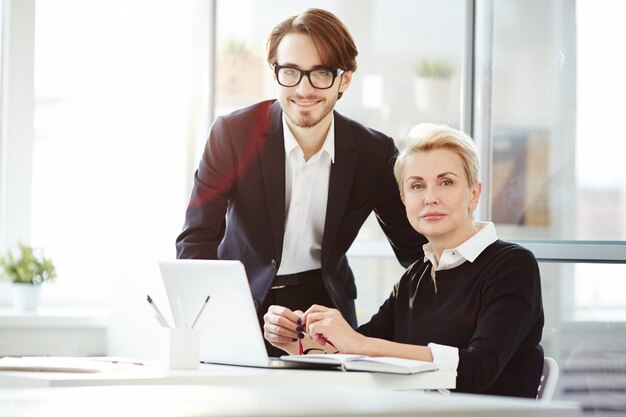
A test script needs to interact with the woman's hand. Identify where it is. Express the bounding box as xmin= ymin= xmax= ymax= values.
xmin=263 ymin=305 xmax=303 ymax=355
xmin=302 ymin=305 xmax=367 ymax=354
